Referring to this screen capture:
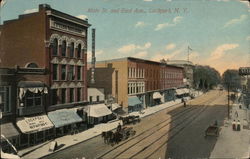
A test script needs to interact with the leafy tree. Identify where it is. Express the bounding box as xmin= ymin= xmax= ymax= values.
xmin=193 ymin=65 xmax=221 ymax=90
xmin=222 ymin=69 xmax=241 ymax=91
